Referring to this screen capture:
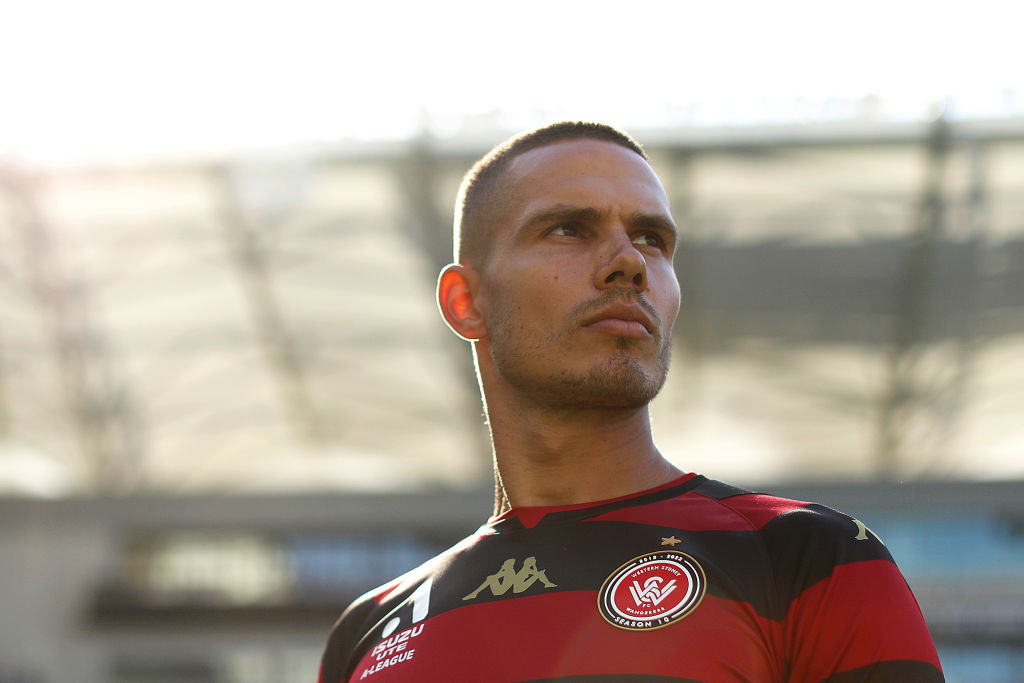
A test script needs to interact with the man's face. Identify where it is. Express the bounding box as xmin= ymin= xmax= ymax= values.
xmin=474 ymin=139 xmax=681 ymax=410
